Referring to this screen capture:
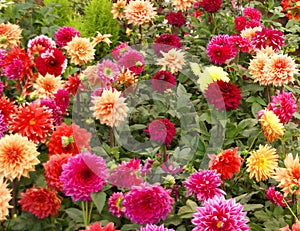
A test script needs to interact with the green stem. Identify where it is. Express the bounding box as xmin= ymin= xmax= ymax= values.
xmin=280 ymin=135 xmax=286 ymax=159
xmin=283 ymin=198 xmax=298 ymax=223
xmin=81 ymin=201 xmax=88 ymax=227
xmin=162 ymin=144 xmax=167 ymax=163
xmin=11 ymin=179 xmax=18 ymax=217
xmin=248 ymin=131 xmax=263 ymax=151
xmin=110 ymin=127 xmax=115 ymax=148
xmin=88 ymin=201 xmax=93 ymax=225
